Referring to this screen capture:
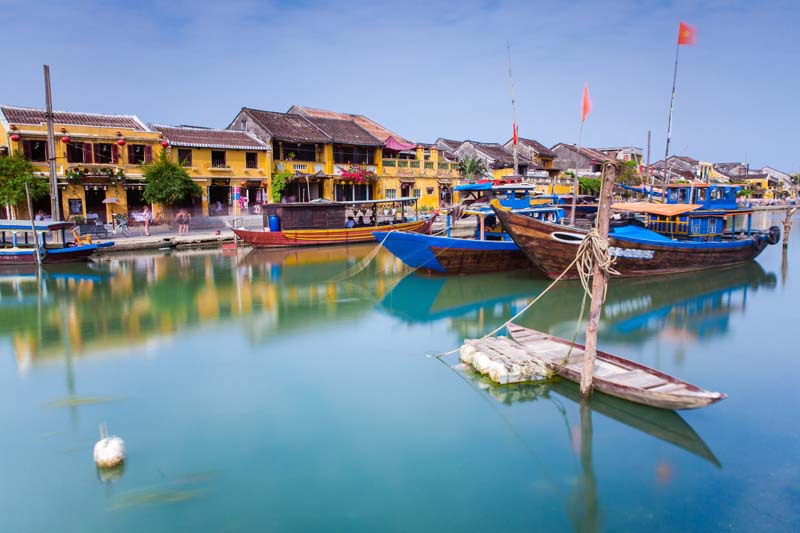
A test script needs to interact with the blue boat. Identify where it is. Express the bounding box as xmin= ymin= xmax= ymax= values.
xmin=376 ymin=184 xmax=565 ymax=274
xmin=0 ymin=220 xmax=114 ymax=265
